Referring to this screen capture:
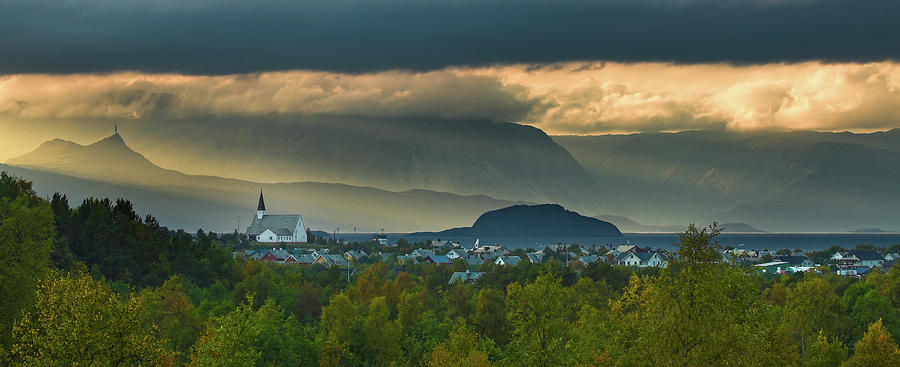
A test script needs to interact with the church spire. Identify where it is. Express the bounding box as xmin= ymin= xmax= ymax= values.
xmin=114 ymin=122 xmax=118 ymax=135
xmin=256 ymin=190 xmax=266 ymax=219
